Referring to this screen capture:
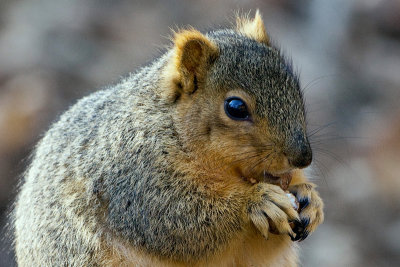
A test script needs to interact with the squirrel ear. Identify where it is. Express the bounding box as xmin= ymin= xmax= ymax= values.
xmin=163 ymin=29 xmax=219 ymax=101
xmin=236 ymin=10 xmax=270 ymax=45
